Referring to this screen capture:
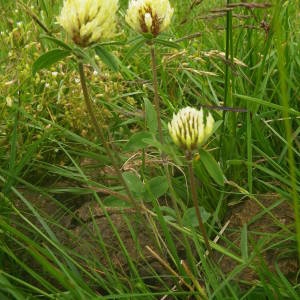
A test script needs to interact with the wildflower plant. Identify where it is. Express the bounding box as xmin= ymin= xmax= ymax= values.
xmin=168 ymin=107 xmax=215 ymax=152
xmin=125 ymin=0 xmax=202 ymax=268
xmin=168 ymin=107 xmax=215 ymax=253
xmin=51 ymin=0 xmax=137 ymax=208
xmin=125 ymin=0 xmax=174 ymax=37
xmin=58 ymin=0 xmax=118 ymax=47
xmin=125 ymin=0 xmax=175 ymax=146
